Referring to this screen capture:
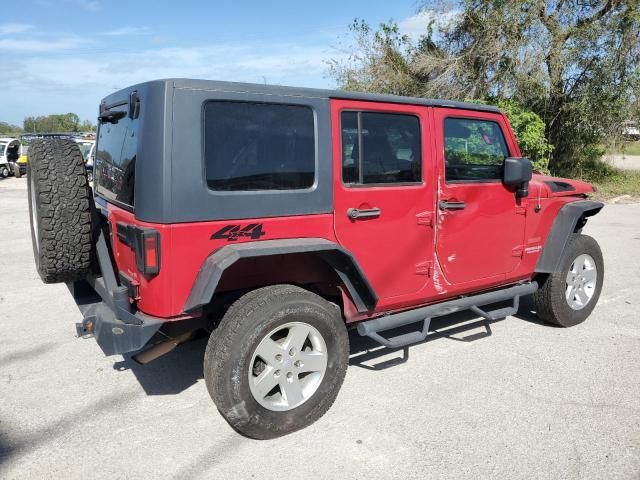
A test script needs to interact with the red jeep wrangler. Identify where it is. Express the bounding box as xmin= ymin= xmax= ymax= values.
xmin=27 ymin=79 xmax=604 ymax=439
